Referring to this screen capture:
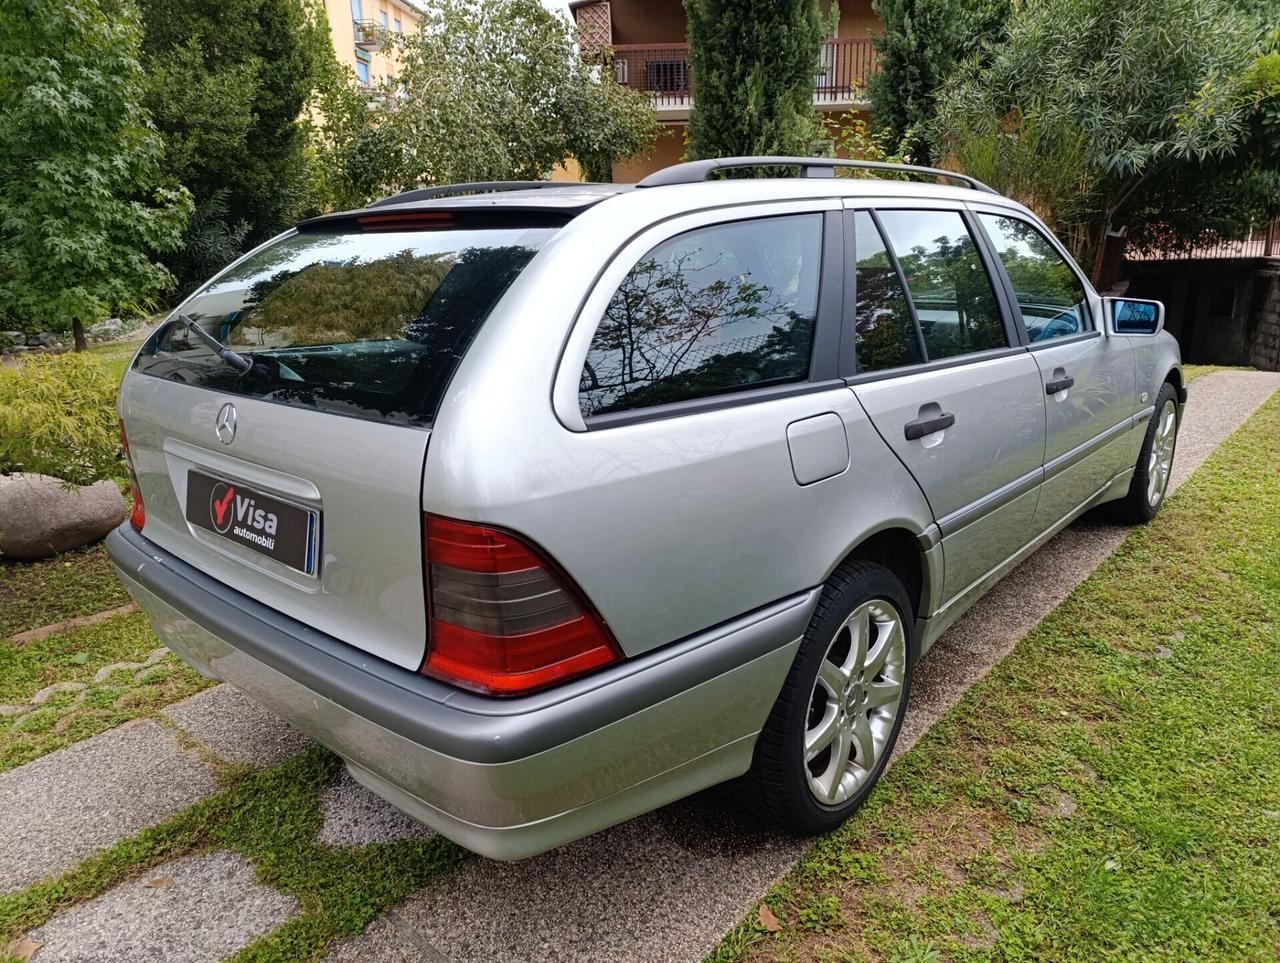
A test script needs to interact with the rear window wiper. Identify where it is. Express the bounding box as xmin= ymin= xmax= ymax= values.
xmin=171 ymin=313 xmax=253 ymax=374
